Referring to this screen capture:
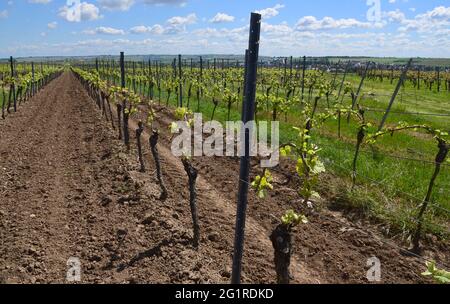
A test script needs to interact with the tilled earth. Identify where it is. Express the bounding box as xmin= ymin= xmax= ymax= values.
xmin=0 ymin=72 xmax=448 ymax=284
